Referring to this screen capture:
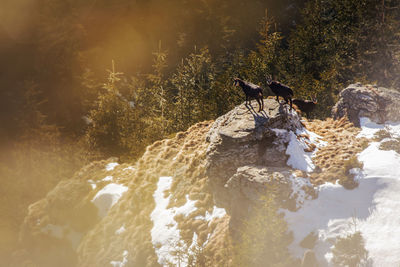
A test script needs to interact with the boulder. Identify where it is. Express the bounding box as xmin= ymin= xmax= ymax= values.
xmin=224 ymin=166 xmax=298 ymax=231
xmin=205 ymin=99 xmax=306 ymax=232
xmin=332 ymin=83 xmax=400 ymax=126
xmin=206 ymin=99 xmax=303 ymax=188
